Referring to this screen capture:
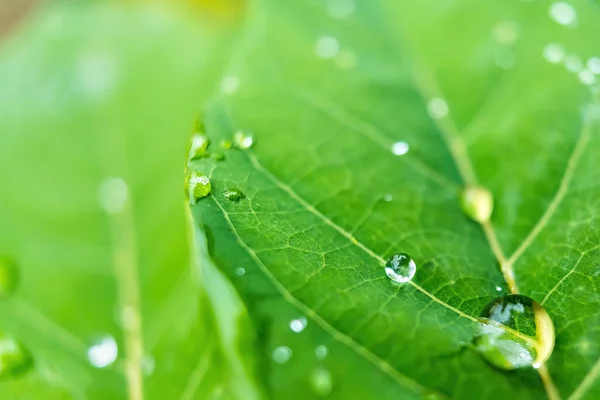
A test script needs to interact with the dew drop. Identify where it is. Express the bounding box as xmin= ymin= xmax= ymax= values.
xmin=391 ymin=141 xmax=409 ymax=156
xmin=224 ymin=188 xmax=246 ymax=203
xmin=474 ymin=294 xmax=555 ymax=370
xmin=98 ymin=177 xmax=128 ymax=214
xmin=496 ymin=286 xmax=503 ymax=292
xmin=188 ymin=133 xmax=210 ymax=160
xmin=272 ymin=346 xmax=292 ymax=364
xmin=0 ymin=257 xmax=18 ymax=296
xmin=384 ymin=253 xmax=416 ymax=283
xmin=460 ymin=186 xmax=494 ymax=223
xmin=87 ymin=336 xmax=118 ymax=368
xmin=233 ymin=130 xmax=255 ymax=150
xmin=549 ymin=2 xmax=577 ymax=27
xmin=542 ymin=43 xmax=565 ymax=63
xmin=310 ymin=367 xmax=333 ymax=396
xmin=315 ymin=345 xmax=329 ymax=360
xmin=290 ymin=317 xmax=308 ymax=333
xmin=588 ymin=57 xmax=600 ymax=74
xmin=235 ymin=267 xmax=246 ymax=276
xmin=185 ymin=171 xmax=211 ymax=204
xmin=565 ymin=54 xmax=583 ymax=73
xmin=383 ymin=194 xmax=393 ymax=203
xmin=427 ymin=98 xmax=449 ymax=119
xmin=315 ymin=36 xmax=340 ymax=59
xmin=0 ymin=331 xmax=33 ymax=378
